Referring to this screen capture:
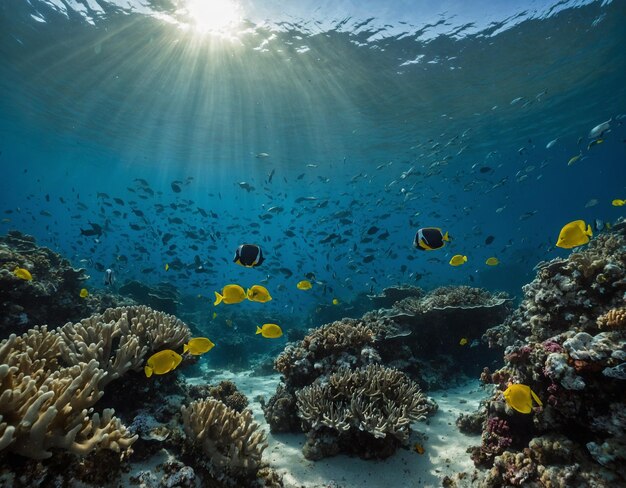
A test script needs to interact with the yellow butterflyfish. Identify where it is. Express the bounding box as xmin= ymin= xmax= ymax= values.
xmin=556 ymin=220 xmax=592 ymax=249
xmin=297 ymin=280 xmax=312 ymax=290
xmin=332 ymin=298 xmax=340 ymax=305
xmin=485 ymin=257 xmax=499 ymax=266
xmin=214 ymin=284 xmax=246 ymax=305
xmin=503 ymin=384 xmax=543 ymax=414
xmin=13 ymin=267 xmax=33 ymax=281
xmin=449 ymin=255 xmax=467 ymax=266
xmin=247 ymin=285 xmax=272 ymax=303
xmin=256 ymin=323 xmax=283 ymax=338
xmin=459 ymin=337 xmax=468 ymax=346
xmin=144 ymin=349 xmax=182 ymax=377
xmin=612 ymin=199 xmax=625 ymax=207
xmin=79 ymin=288 xmax=89 ymax=298
xmin=165 ymin=263 xmax=169 ymax=271
xmin=183 ymin=337 xmax=215 ymax=355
